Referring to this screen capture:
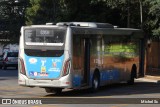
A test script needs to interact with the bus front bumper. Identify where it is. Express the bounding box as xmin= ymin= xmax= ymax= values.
xmin=18 ymin=74 xmax=72 ymax=88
